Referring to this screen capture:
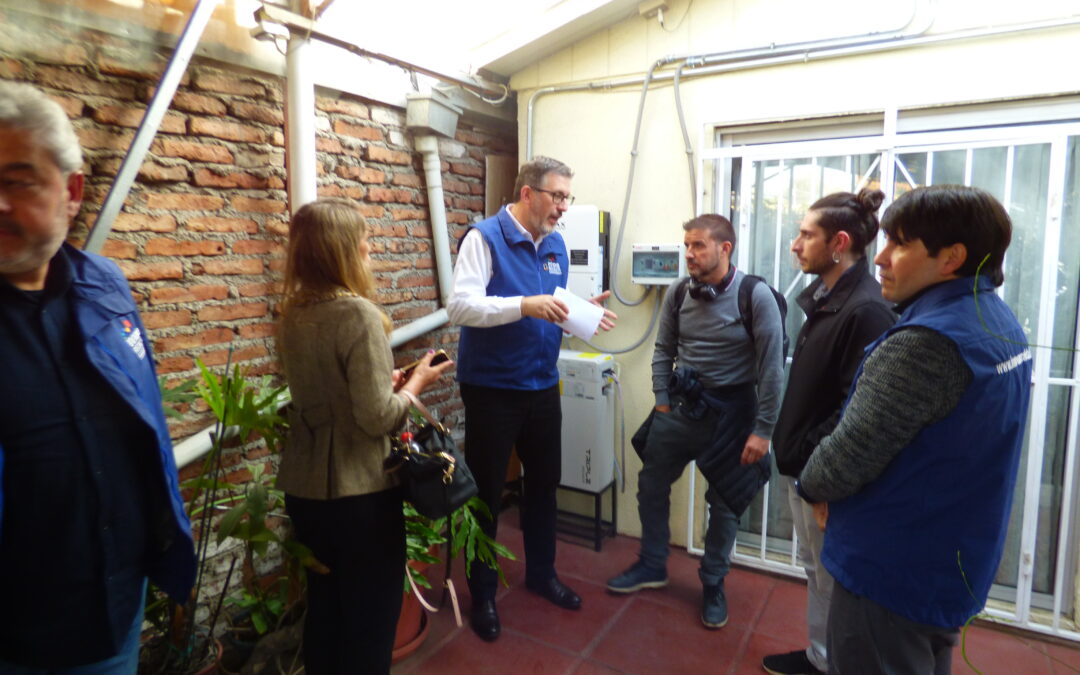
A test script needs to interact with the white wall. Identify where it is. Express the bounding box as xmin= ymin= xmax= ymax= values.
xmin=511 ymin=0 xmax=1080 ymax=546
